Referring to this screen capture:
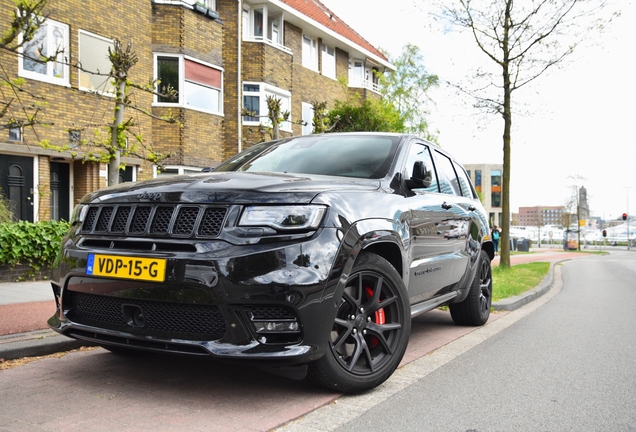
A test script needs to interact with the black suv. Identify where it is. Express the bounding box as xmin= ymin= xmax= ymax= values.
xmin=49 ymin=133 xmax=494 ymax=393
